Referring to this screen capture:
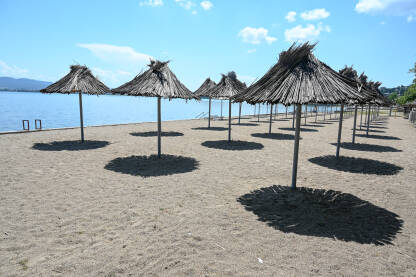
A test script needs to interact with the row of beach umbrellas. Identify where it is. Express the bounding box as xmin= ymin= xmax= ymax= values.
xmin=40 ymin=42 xmax=390 ymax=189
